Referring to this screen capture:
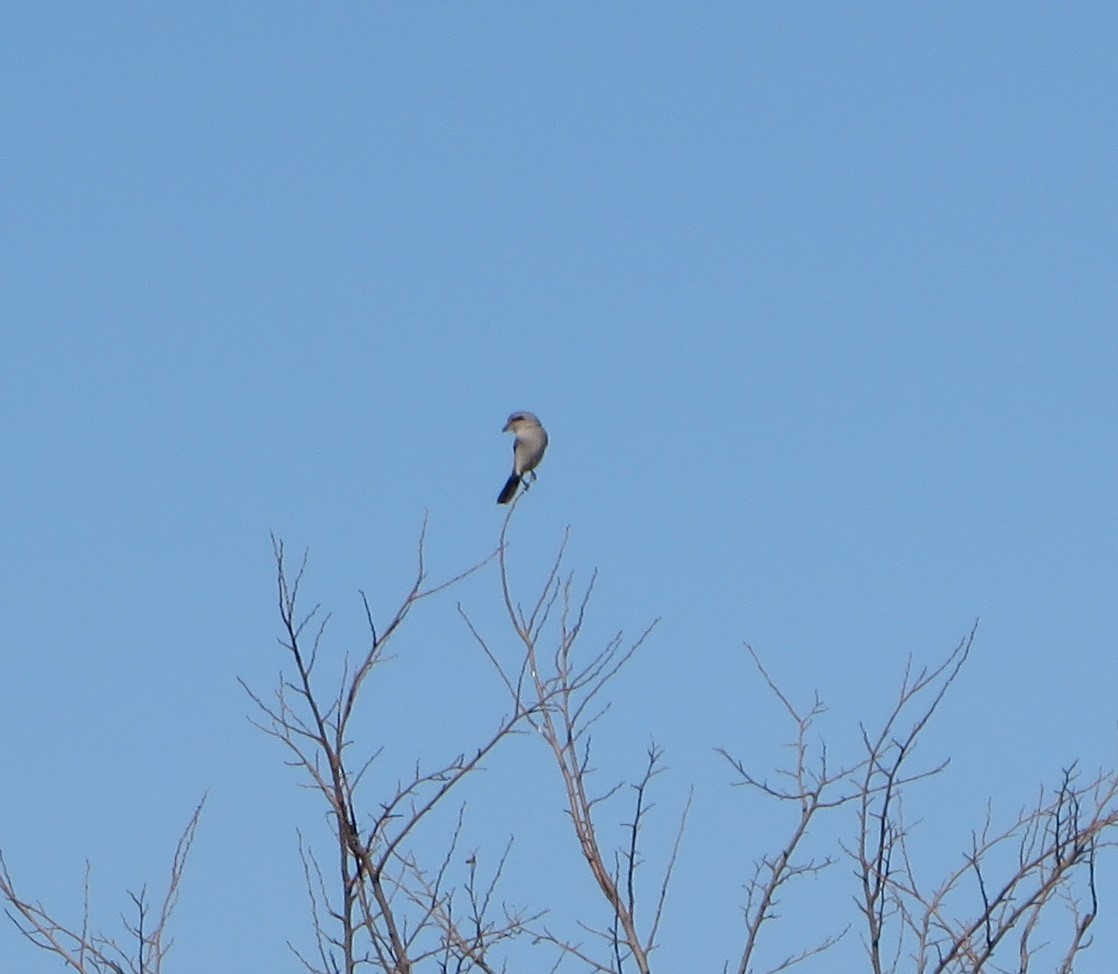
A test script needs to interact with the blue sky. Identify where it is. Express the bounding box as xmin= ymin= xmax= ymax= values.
xmin=3 ymin=4 xmax=1116 ymax=971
